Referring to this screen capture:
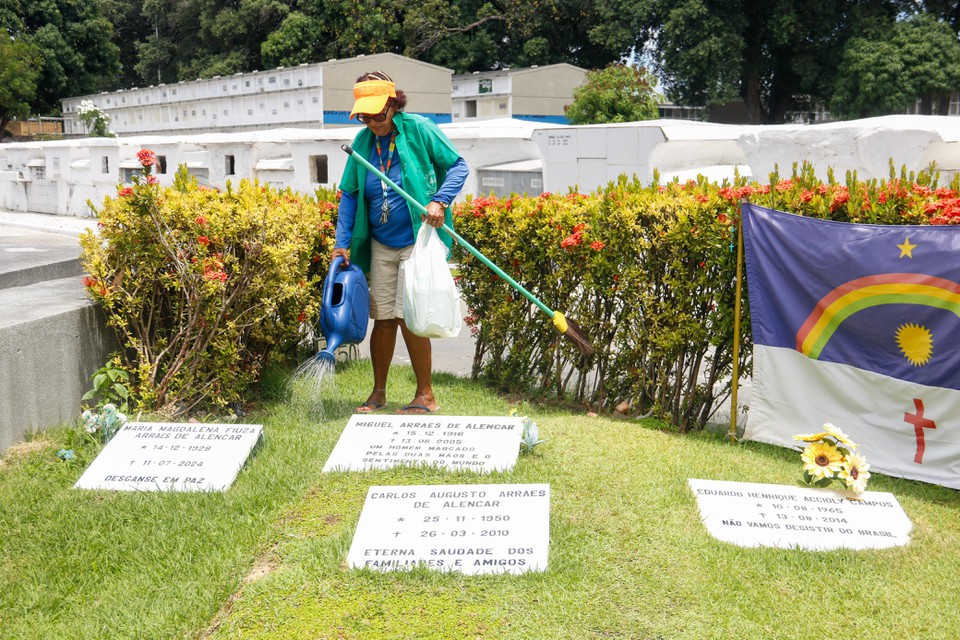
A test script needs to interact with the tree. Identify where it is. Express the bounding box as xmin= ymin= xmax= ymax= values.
xmin=2 ymin=0 xmax=120 ymax=115
xmin=631 ymin=0 xmax=901 ymax=124
xmin=132 ymin=0 xmax=294 ymax=83
xmin=565 ymin=64 xmax=661 ymax=124
xmin=100 ymin=0 xmax=151 ymax=89
xmin=408 ymin=0 xmax=624 ymax=72
xmin=261 ymin=0 xmax=631 ymax=74
xmin=182 ymin=0 xmax=292 ymax=79
xmin=0 ymin=29 xmax=42 ymax=133
xmin=831 ymin=13 xmax=960 ymax=119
